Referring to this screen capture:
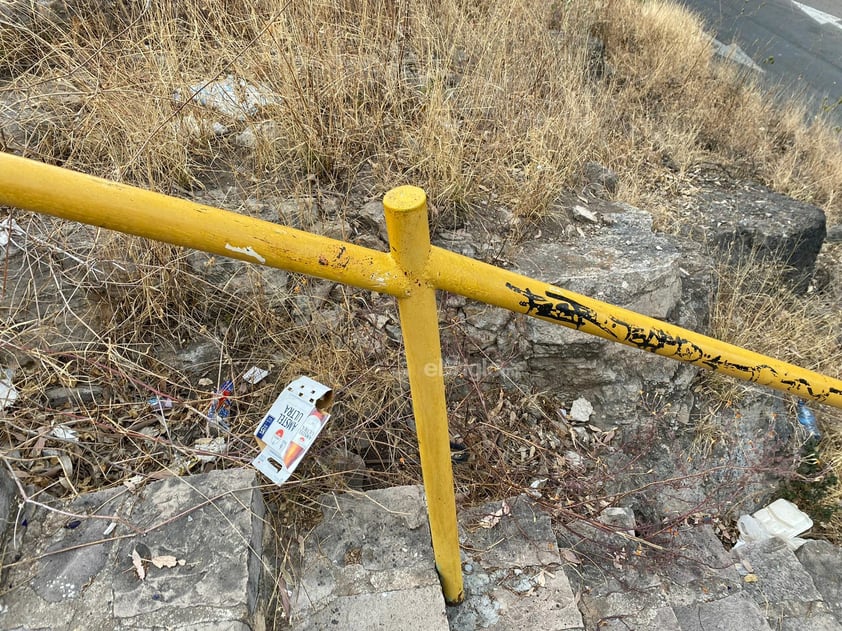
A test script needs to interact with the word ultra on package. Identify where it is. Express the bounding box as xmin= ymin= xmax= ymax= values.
xmin=252 ymin=376 xmax=333 ymax=486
